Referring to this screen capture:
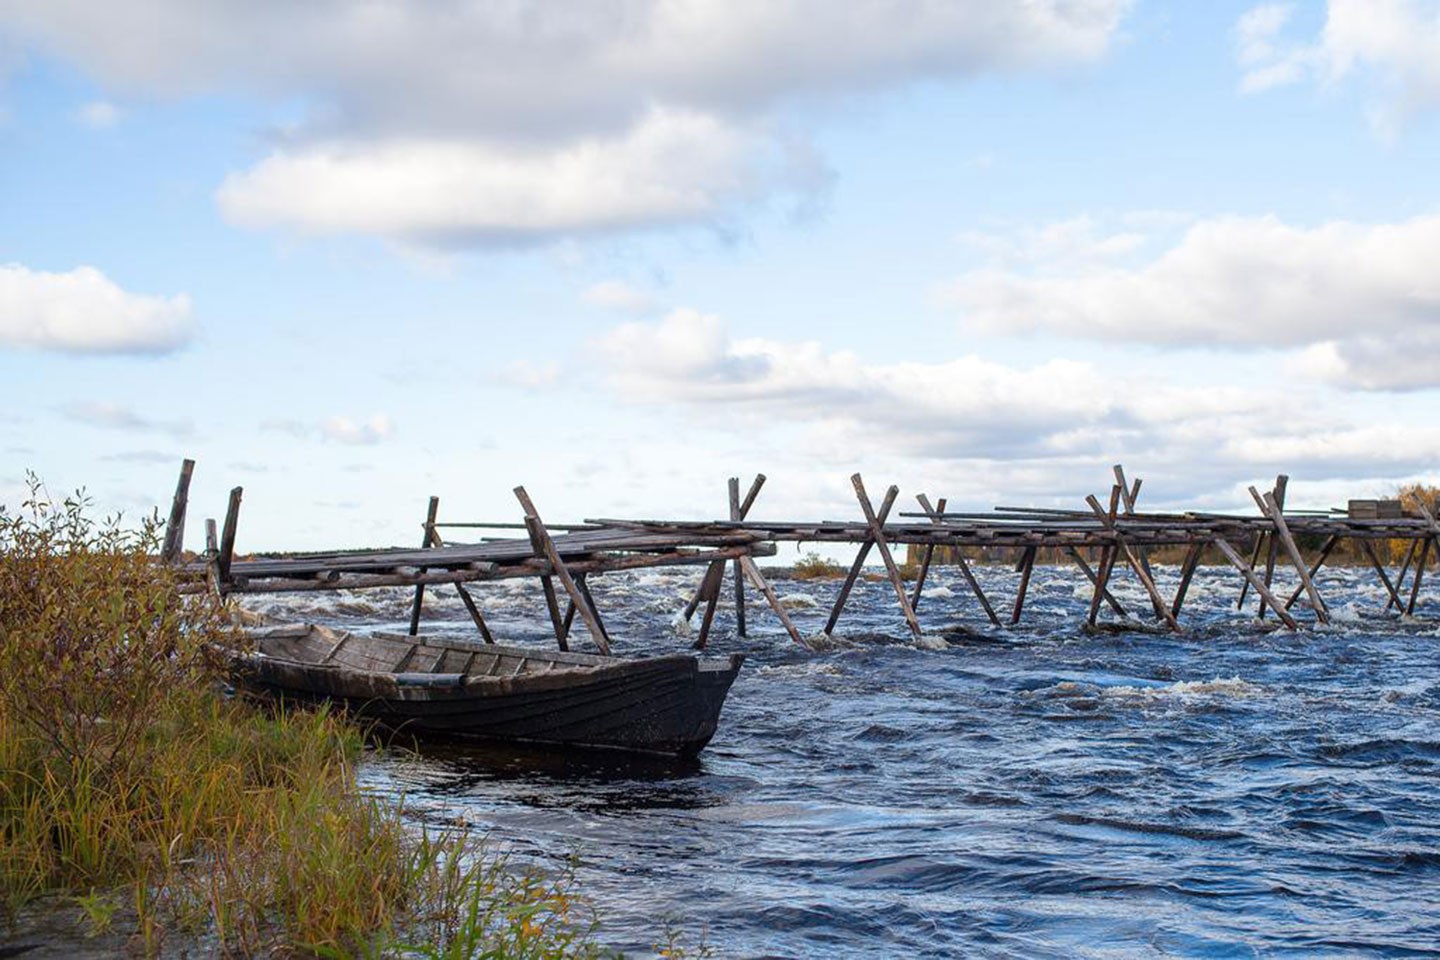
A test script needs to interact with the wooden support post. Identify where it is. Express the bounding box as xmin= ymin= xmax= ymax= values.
xmin=1087 ymin=546 xmax=1118 ymax=628
xmin=682 ymin=474 xmax=765 ymax=621
xmin=729 ymin=478 xmax=748 ymax=637
xmin=516 ymin=488 xmax=612 ymax=655
xmin=1011 ymin=545 xmax=1038 ymax=625
xmin=1237 ymin=534 xmax=1265 ymax=610
xmin=693 ymin=561 xmax=726 ymax=651
xmin=1250 ymin=486 xmax=1328 ymax=623
xmin=418 ymin=520 xmax=497 ymax=643
xmin=1114 ymin=465 xmax=1164 ymax=620
xmin=1405 ymin=500 xmax=1440 ymax=617
xmin=852 ymin=474 xmax=923 ymax=638
xmin=1359 ymin=539 xmax=1405 ymax=610
xmin=409 ymin=496 xmax=440 ymax=636
xmin=916 ymin=493 xmax=1000 ymax=627
xmin=1170 ymin=542 xmax=1205 ymax=619
xmin=1281 ymin=535 xmax=1339 ymax=612
xmin=1212 ymin=537 xmax=1299 ymax=630
xmin=824 ymin=485 xmax=900 ymax=634
xmin=1256 ymin=475 xmax=1288 ymax=618
xmin=1086 ymin=494 xmax=1181 ymax=632
xmin=910 ymin=496 xmax=945 ymax=611
xmin=738 ymin=554 xmax=809 ymax=647
xmin=1387 ymin=538 xmax=1420 ymax=610
xmin=204 ymin=518 xmax=220 ymax=596
xmin=1064 ymin=545 xmax=1128 ymax=618
xmin=160 ymin=458 xmax=195 ymax=563
xmin=523 ymin=517 xmax=570 ymax=651
xmin=217 ymin=487 xmax=242 ymax=590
